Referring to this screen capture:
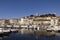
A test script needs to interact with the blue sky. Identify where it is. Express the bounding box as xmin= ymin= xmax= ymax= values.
xmin=0 ymin=0 xmax=60 ymax=18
